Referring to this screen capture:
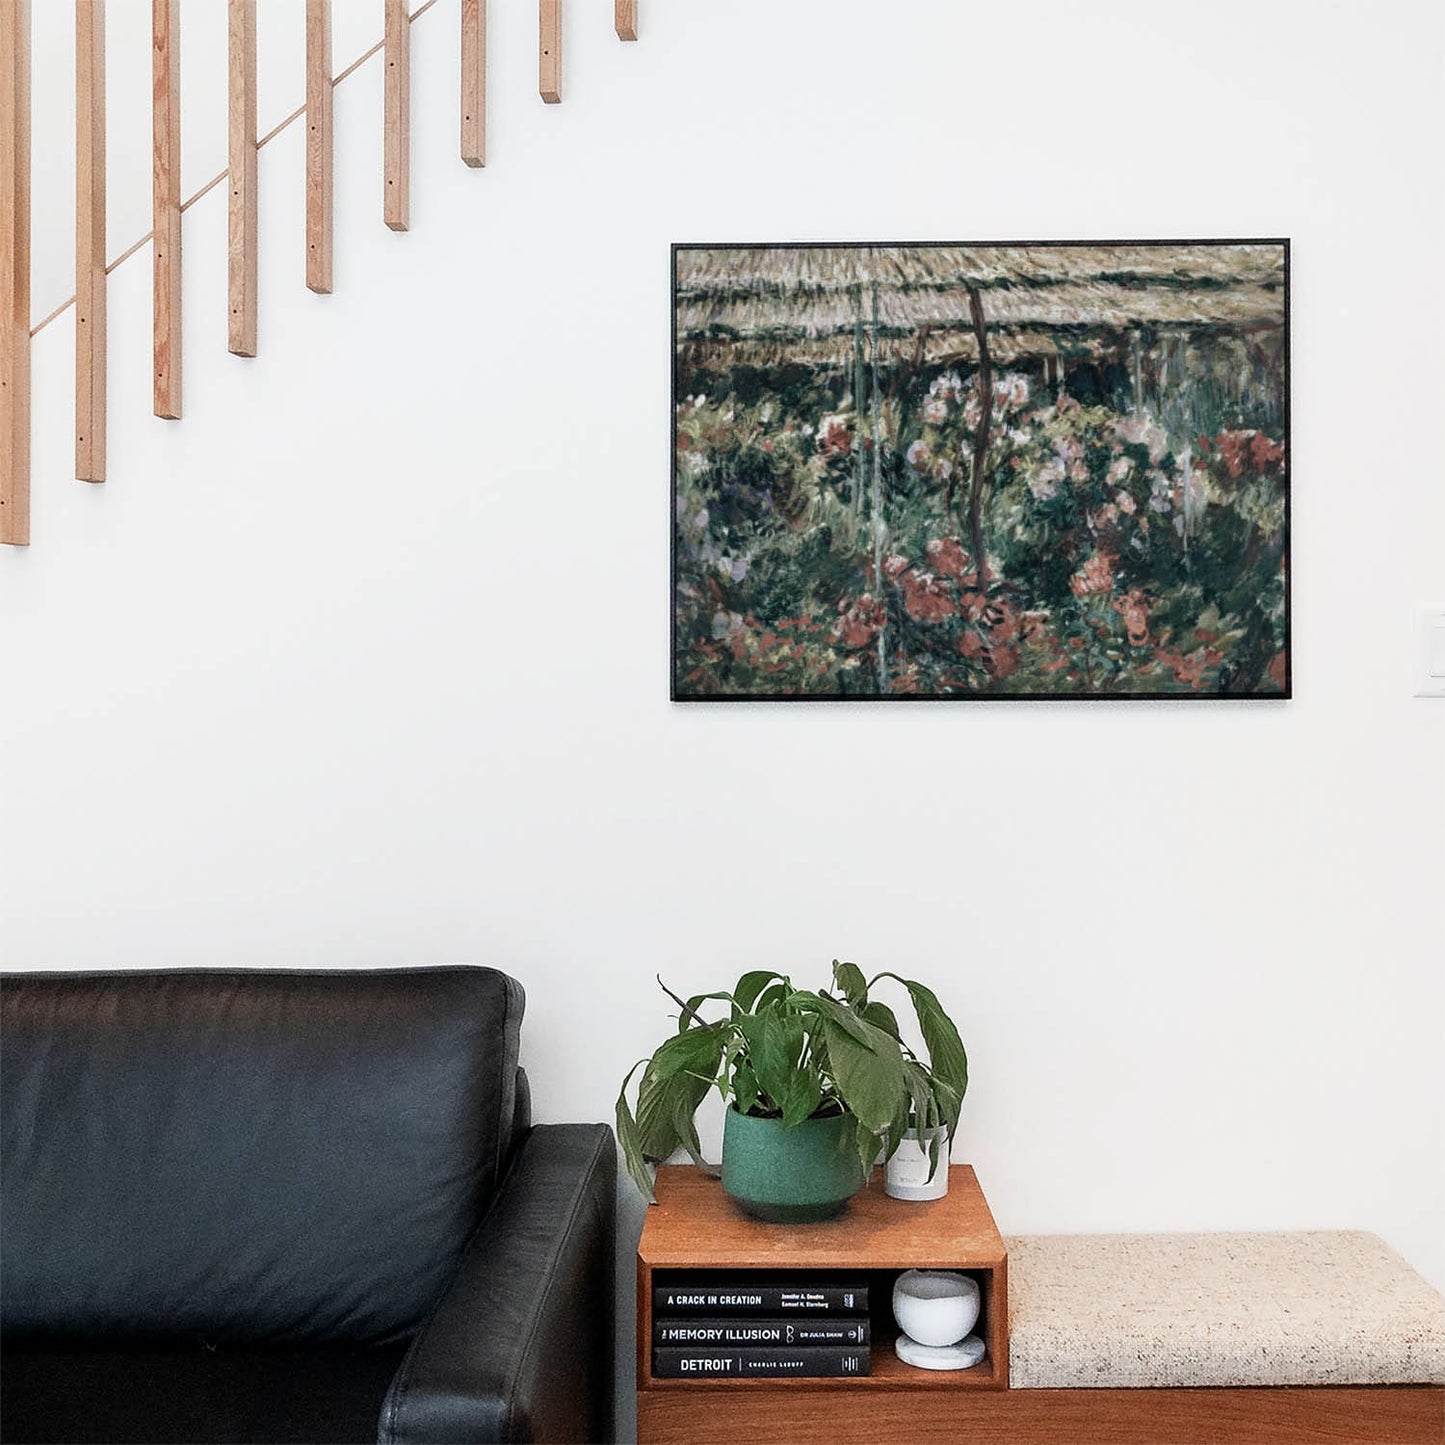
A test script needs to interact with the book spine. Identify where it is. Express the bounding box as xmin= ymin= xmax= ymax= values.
xmin=654 ymin=1317 xmax=871 ymax=1347
xmin=652 ymin=1285 xmax=868 ymax=1315
xmin=652 ymin=1345 xmax=871 ymax=1379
